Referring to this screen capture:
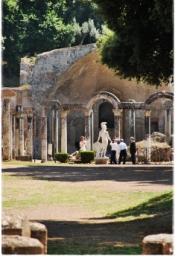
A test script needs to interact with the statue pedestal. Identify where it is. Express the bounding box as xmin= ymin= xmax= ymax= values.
xmin=94 ymin=157 xmax=109 ymax=165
